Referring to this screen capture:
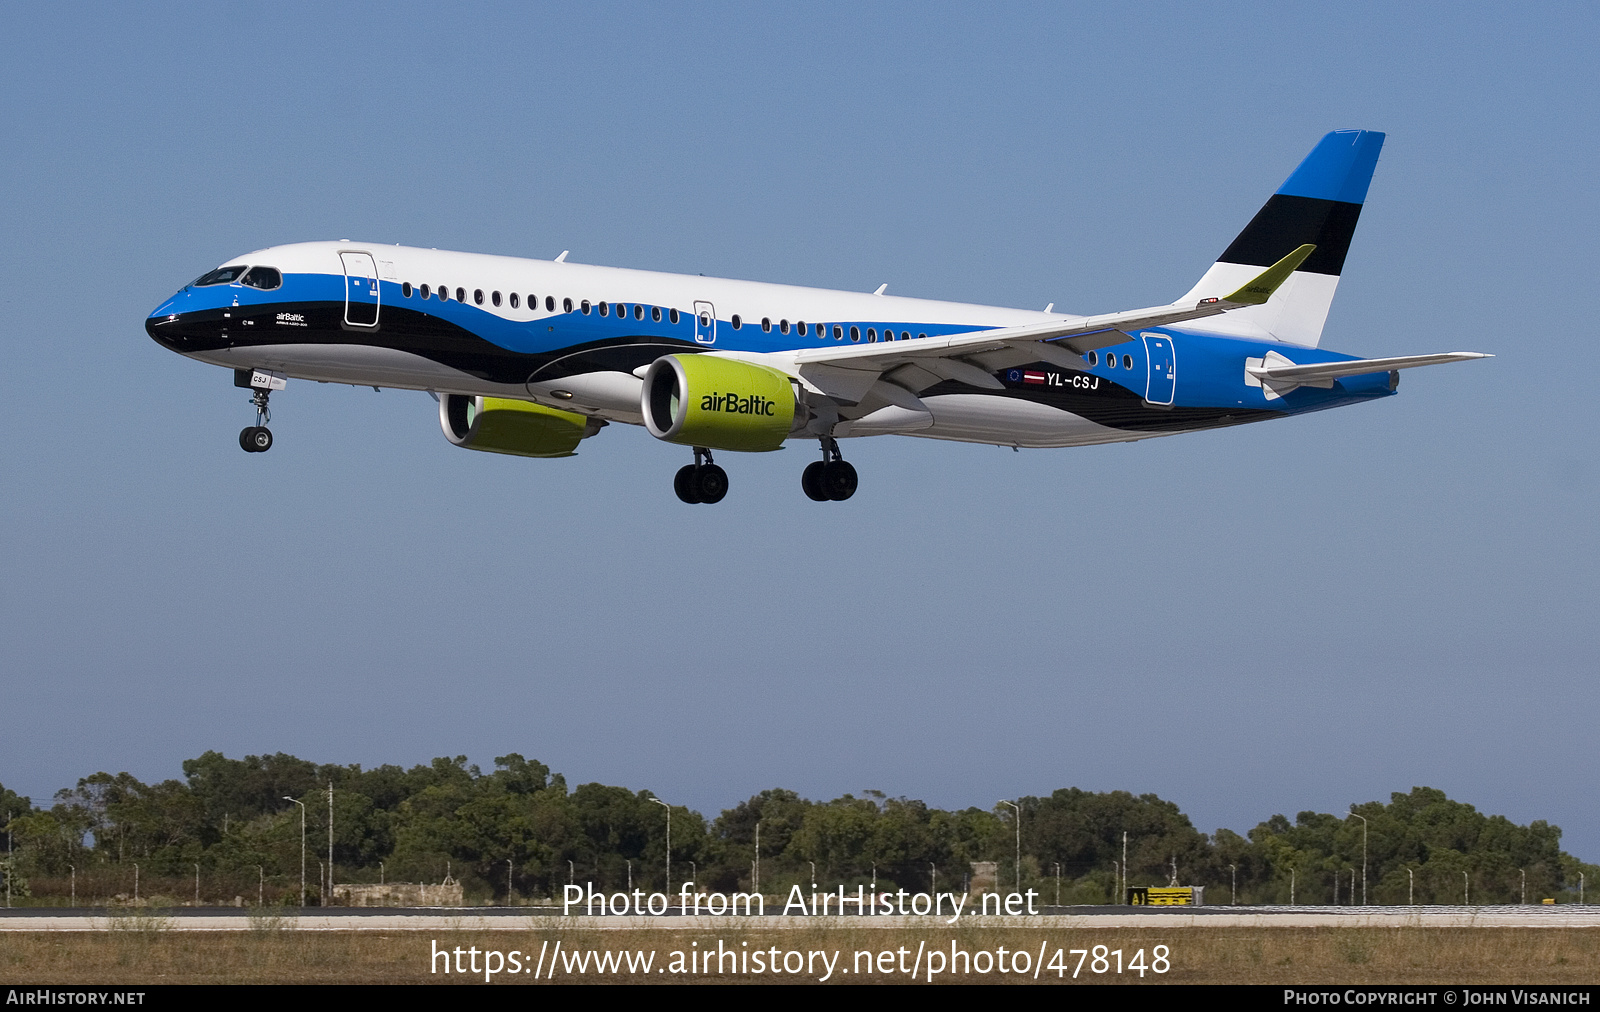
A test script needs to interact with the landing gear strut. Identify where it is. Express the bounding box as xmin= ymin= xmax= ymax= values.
xmin=239 ymin=386 xmax=273 ymax=453
xmin=674 ymin=447 xmax=728 ymax=504
xmin=801 ymin=437 xmax=857 ymax=501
